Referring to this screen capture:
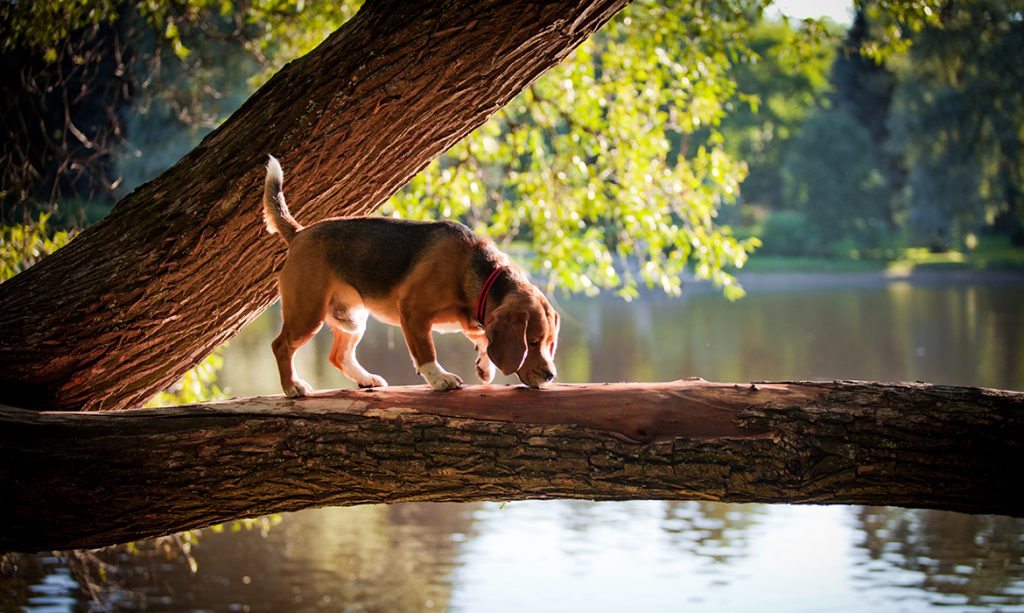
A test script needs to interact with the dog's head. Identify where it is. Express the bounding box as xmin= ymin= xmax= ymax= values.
xmin=485 ymin=288 xmax=560 ymax=388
